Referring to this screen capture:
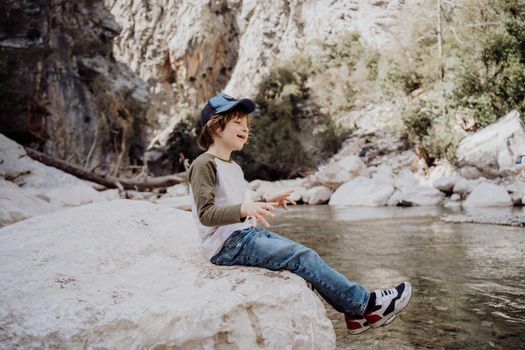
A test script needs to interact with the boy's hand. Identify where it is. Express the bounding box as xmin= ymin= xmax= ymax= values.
xmin=267 ymin=190 xmax=297 ymax=210
xmin=241 ymin=201 xmax=276 ymax=228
